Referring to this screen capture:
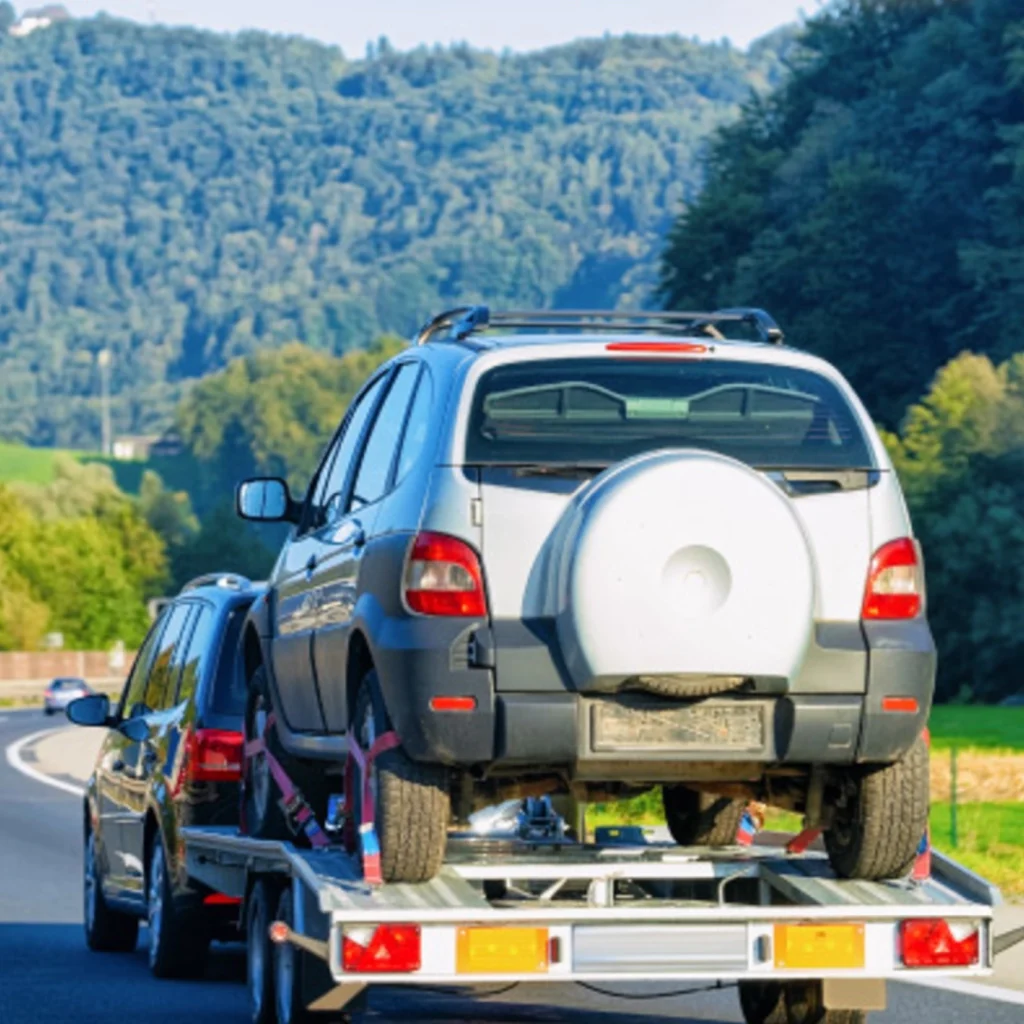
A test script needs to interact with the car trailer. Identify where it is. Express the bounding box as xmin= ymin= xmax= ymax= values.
xmin=181 ymin=820 xmax=1004 ymax=1024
